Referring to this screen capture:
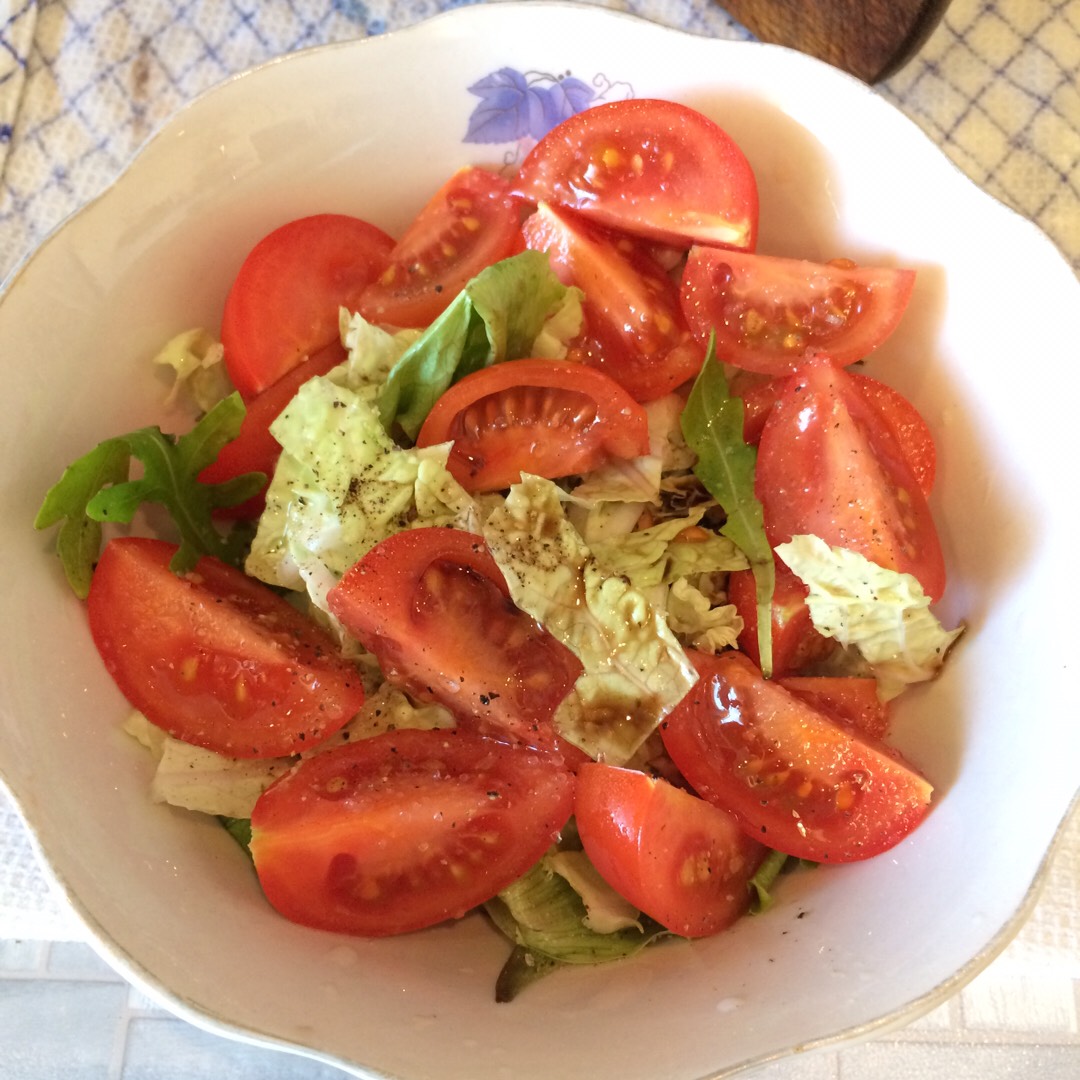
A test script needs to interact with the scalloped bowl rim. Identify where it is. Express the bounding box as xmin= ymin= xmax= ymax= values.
xmin=2 ymin=6 xmax=1078 ymax=1080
